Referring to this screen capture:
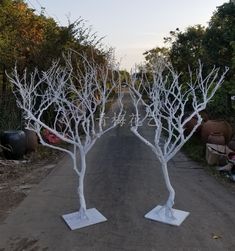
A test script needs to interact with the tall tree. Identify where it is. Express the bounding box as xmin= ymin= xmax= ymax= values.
xmin=0 ymin=0 xmax=110 ymax=130
xmin=0 ymin=0 xmax=45 ymax=70
xmin=0 ymin=0 xmax=46 ymax=129
xmin=143 ymin=2 xmax=235 ymax=118
xmin=166 ymin=25 xmax=206 ymax=73
xmin=143 ymin=47 xmax=170 ymax=71
xmin=203 ymin=2 xmax=235 ymax=117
